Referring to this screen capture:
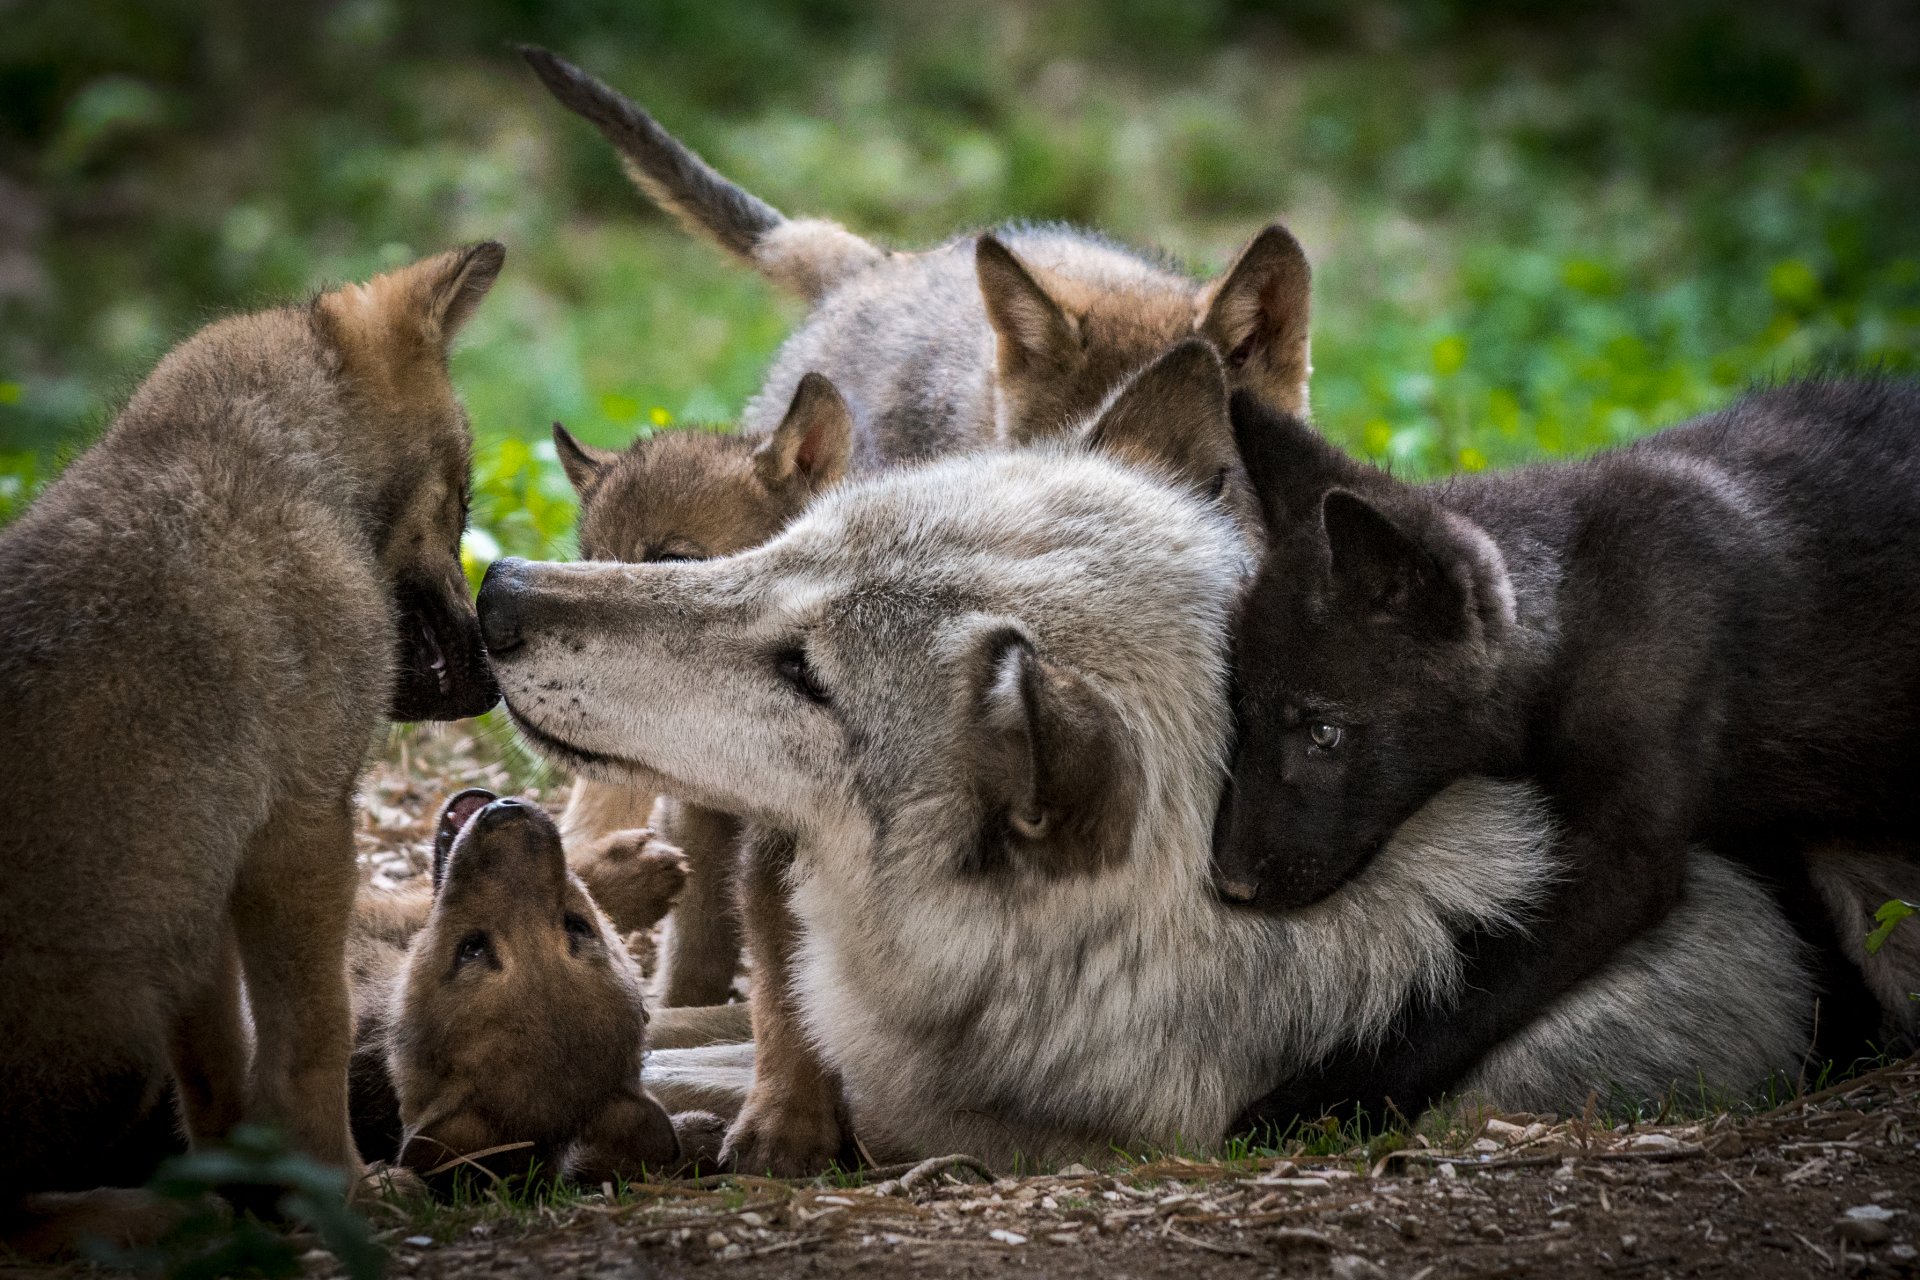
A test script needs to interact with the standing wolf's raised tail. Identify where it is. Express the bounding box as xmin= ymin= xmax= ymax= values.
xmin=518 ymin=46 xmax=883 ymax=300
